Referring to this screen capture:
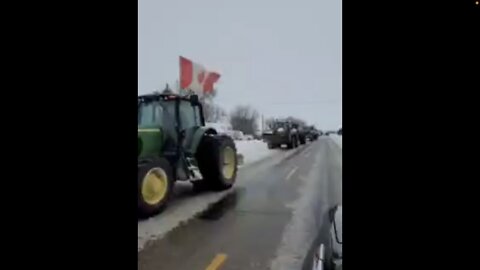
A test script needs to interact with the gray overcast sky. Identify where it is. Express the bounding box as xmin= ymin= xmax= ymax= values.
xmin=139 ymin=0 xmax=342 ymax=130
